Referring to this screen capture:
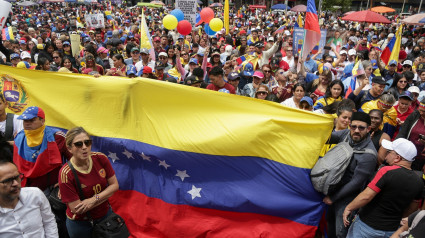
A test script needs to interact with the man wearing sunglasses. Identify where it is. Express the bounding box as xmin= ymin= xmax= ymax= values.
xmin=13 ymin=106 xmax=71 ymax=237
xmin=0 ymin=161 xmax=58 ymax=237
xmin=323 ymin=112 xmax=378 ymax=238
